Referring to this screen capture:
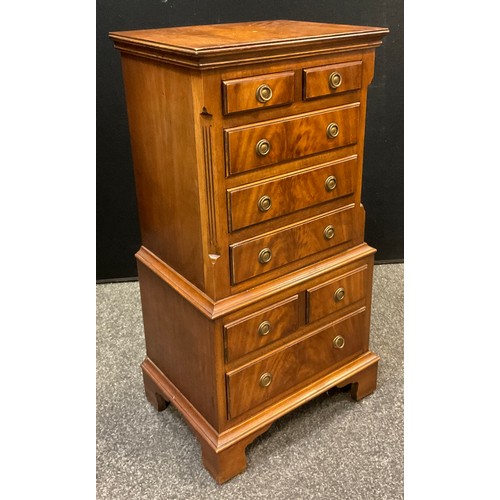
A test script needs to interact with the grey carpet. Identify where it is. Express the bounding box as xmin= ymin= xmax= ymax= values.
xmin=96 ymin=263 xmax=403 ymax=499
